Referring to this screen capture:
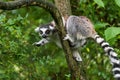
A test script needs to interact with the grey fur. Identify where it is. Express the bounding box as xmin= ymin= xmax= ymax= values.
xmin=64 ymin=15 xmax=120 ymax=80
xmin=33 ymin=21 xmax=83 ymax=62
